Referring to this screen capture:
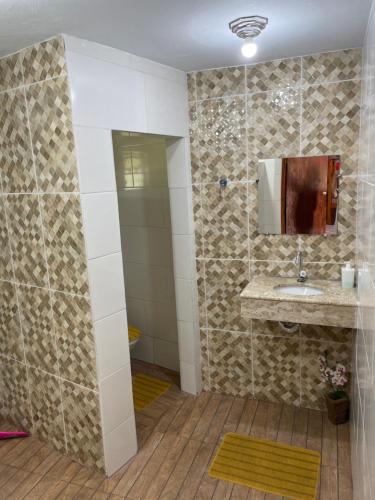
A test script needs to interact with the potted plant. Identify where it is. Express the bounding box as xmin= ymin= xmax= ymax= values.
xmin=319 ymin=351 xmax=350 ymax=425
